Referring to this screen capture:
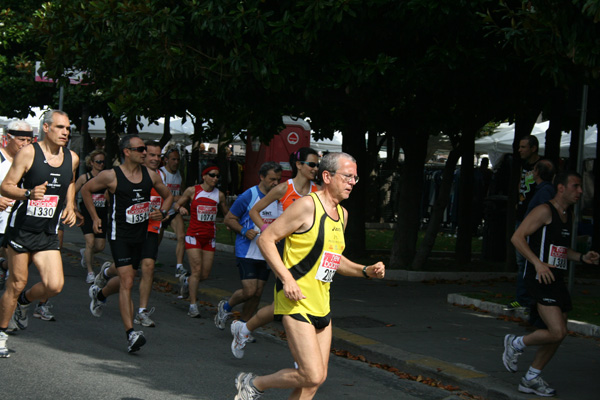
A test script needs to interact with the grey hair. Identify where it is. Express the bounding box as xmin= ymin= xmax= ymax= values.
xmin=42 ymin=109 xmax=69 ymax=126
xmin=7 ymin=120 xmax=32 ymax=132
xmin=318 ymin=152 xmax=356 ymax=181
xmin=119 ymin=134 xmax=141 ymax=161
xmin=259 ymin=161 xmax=282 ymax=177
